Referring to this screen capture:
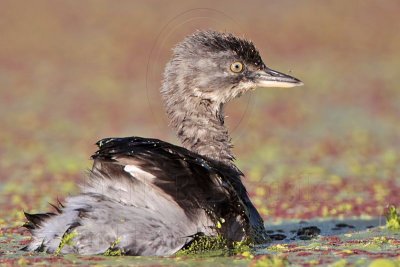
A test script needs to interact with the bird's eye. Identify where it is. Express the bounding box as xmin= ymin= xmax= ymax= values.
xmin=230 ymin=61 xmax=244 ymax=73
